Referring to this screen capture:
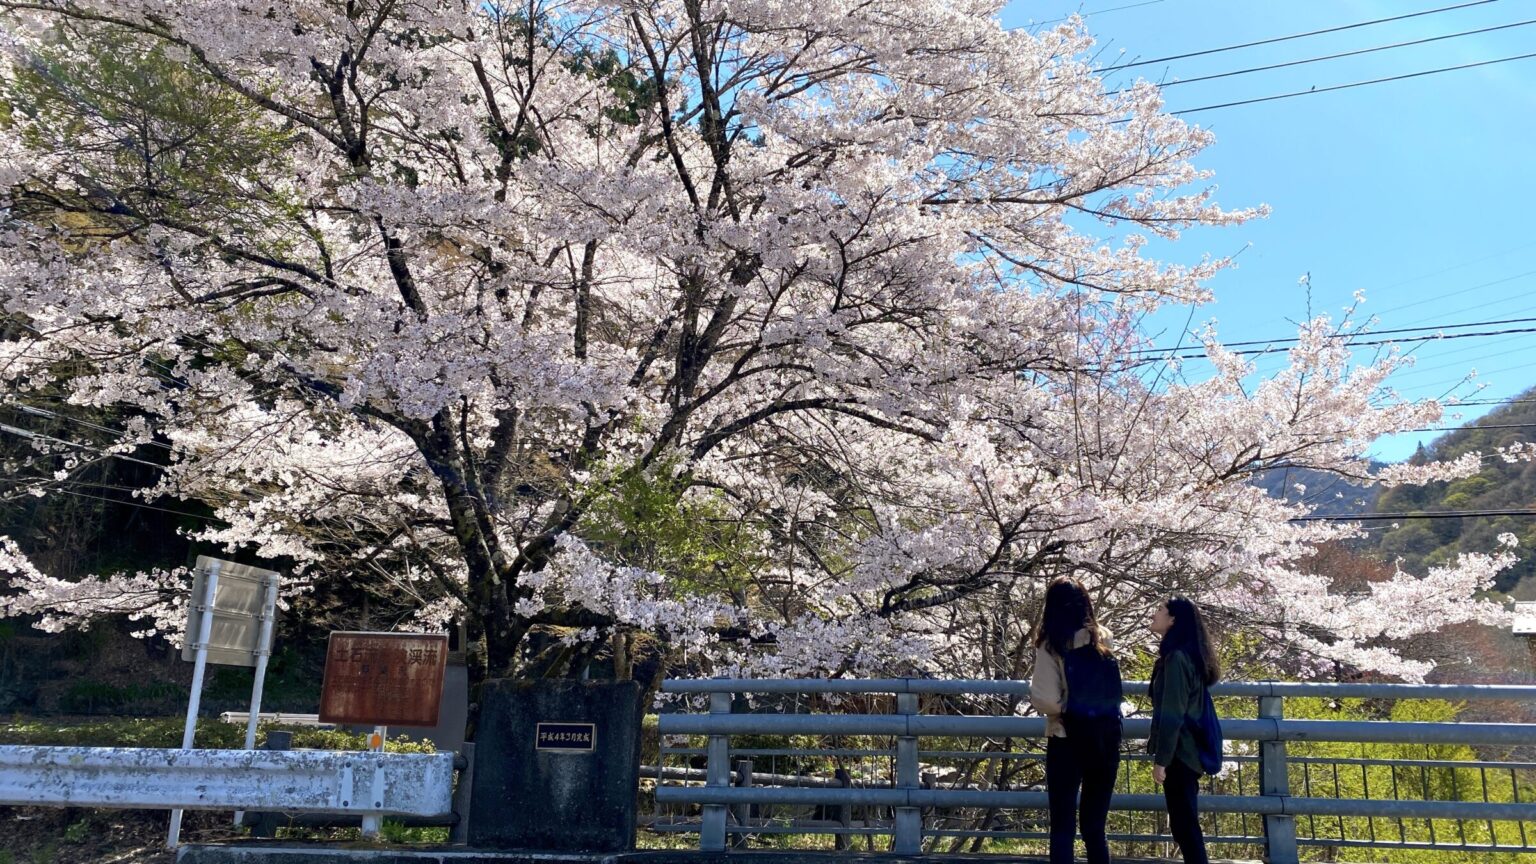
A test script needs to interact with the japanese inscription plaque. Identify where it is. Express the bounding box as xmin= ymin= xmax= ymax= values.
xmin=318 ymin=631 xmax=448 ymax=727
